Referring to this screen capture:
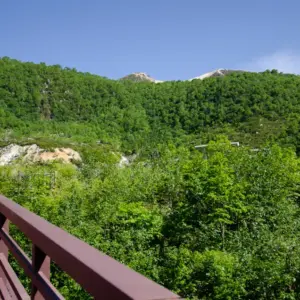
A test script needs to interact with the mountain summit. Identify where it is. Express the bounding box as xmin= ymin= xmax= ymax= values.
xmin=120 ymin=72 xmax=163 ymax=83
xmin=189 ymin=69 xmax=237 ymax=81
xmin=120 ymin=69 xmax=243 ymax=83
